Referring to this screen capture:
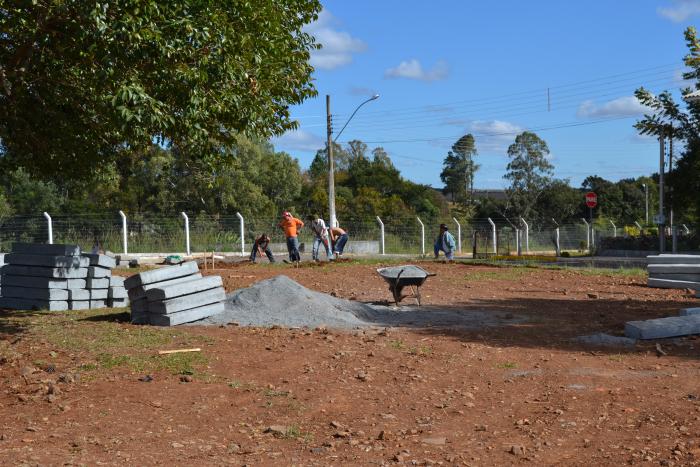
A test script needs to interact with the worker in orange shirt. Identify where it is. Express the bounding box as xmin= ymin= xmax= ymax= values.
xmin=278 ymin=211 xmax=304 ymax=264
